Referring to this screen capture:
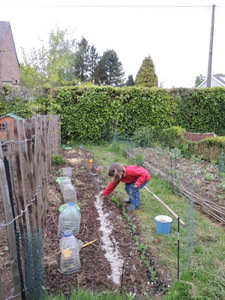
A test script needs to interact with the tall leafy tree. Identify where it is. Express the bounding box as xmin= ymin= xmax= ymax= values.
xmin=135 ymin=56 xmax=158 ymax=88
xmin=20 ymin=28 xmax=76 ymax=87
xmin=47 ymin=28 xmax=76 ymax=86
xmin=20 ymin=46 xmax=48 ymax=87
xmin=97 ymin=49 xmax=125 ymax=86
